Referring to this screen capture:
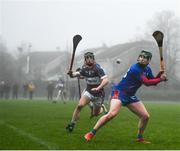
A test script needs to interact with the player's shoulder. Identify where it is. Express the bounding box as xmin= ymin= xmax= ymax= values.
xmin=94 ymin=63 xmax=103 ymax=69
xmin=130 ymin=63 xmax=140 ymax=71
xmin=145 ymin=65 xmax=152 ymax=72
xmin=81 ymin=65 xmax=87 ymax=72
xmin=146 ymin=64 xmax=151 ymax=69
xmin=130 ymin=63 xmax=142 ymax=73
